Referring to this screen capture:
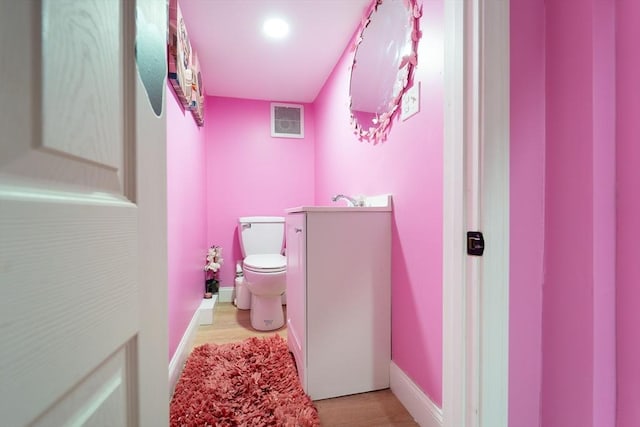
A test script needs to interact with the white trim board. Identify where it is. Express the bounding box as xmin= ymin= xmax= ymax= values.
xmin=442 ymin=0 xmax=467 ymax=424
xmin=442 ymin=0 xmax=509 ymax=426
xmin=391 ymin=362 xmax=443 ymax=427
xmin=477 ymin=1 xmax=510 ymax=425
xmin=169 ymin=301 xmax=206 ymax=396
